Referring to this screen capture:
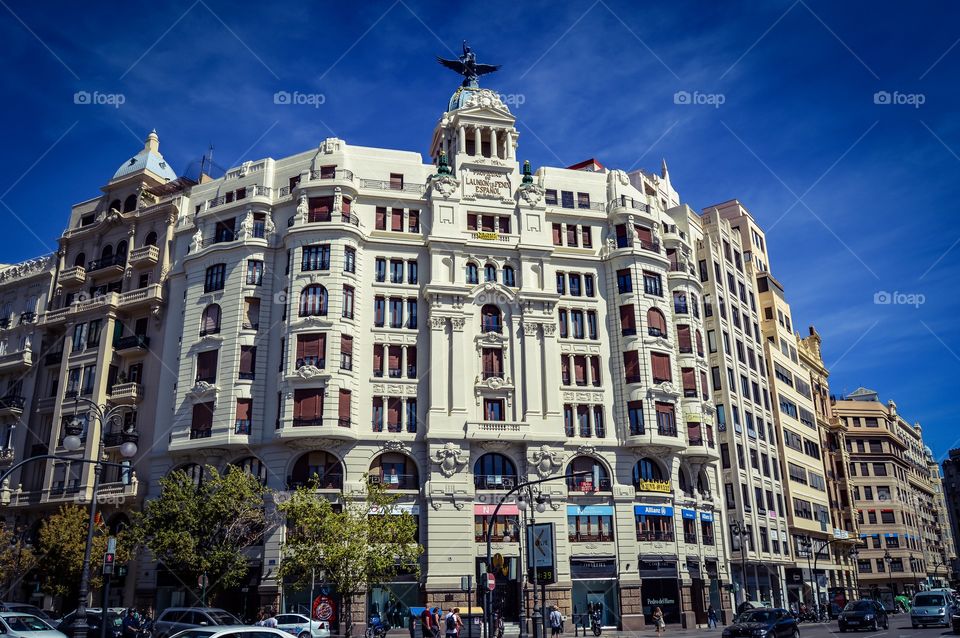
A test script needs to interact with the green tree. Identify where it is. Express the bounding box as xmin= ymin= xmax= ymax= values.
xmin=133 ymin=465 xmax=272 ymax=604
xmin=0 ymin=522 xmax=37 ymax=599
xmin=278 ymin=480 xmax=422 ymax=638
xmin=35 ymin=505 xmax=132 ymax=601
